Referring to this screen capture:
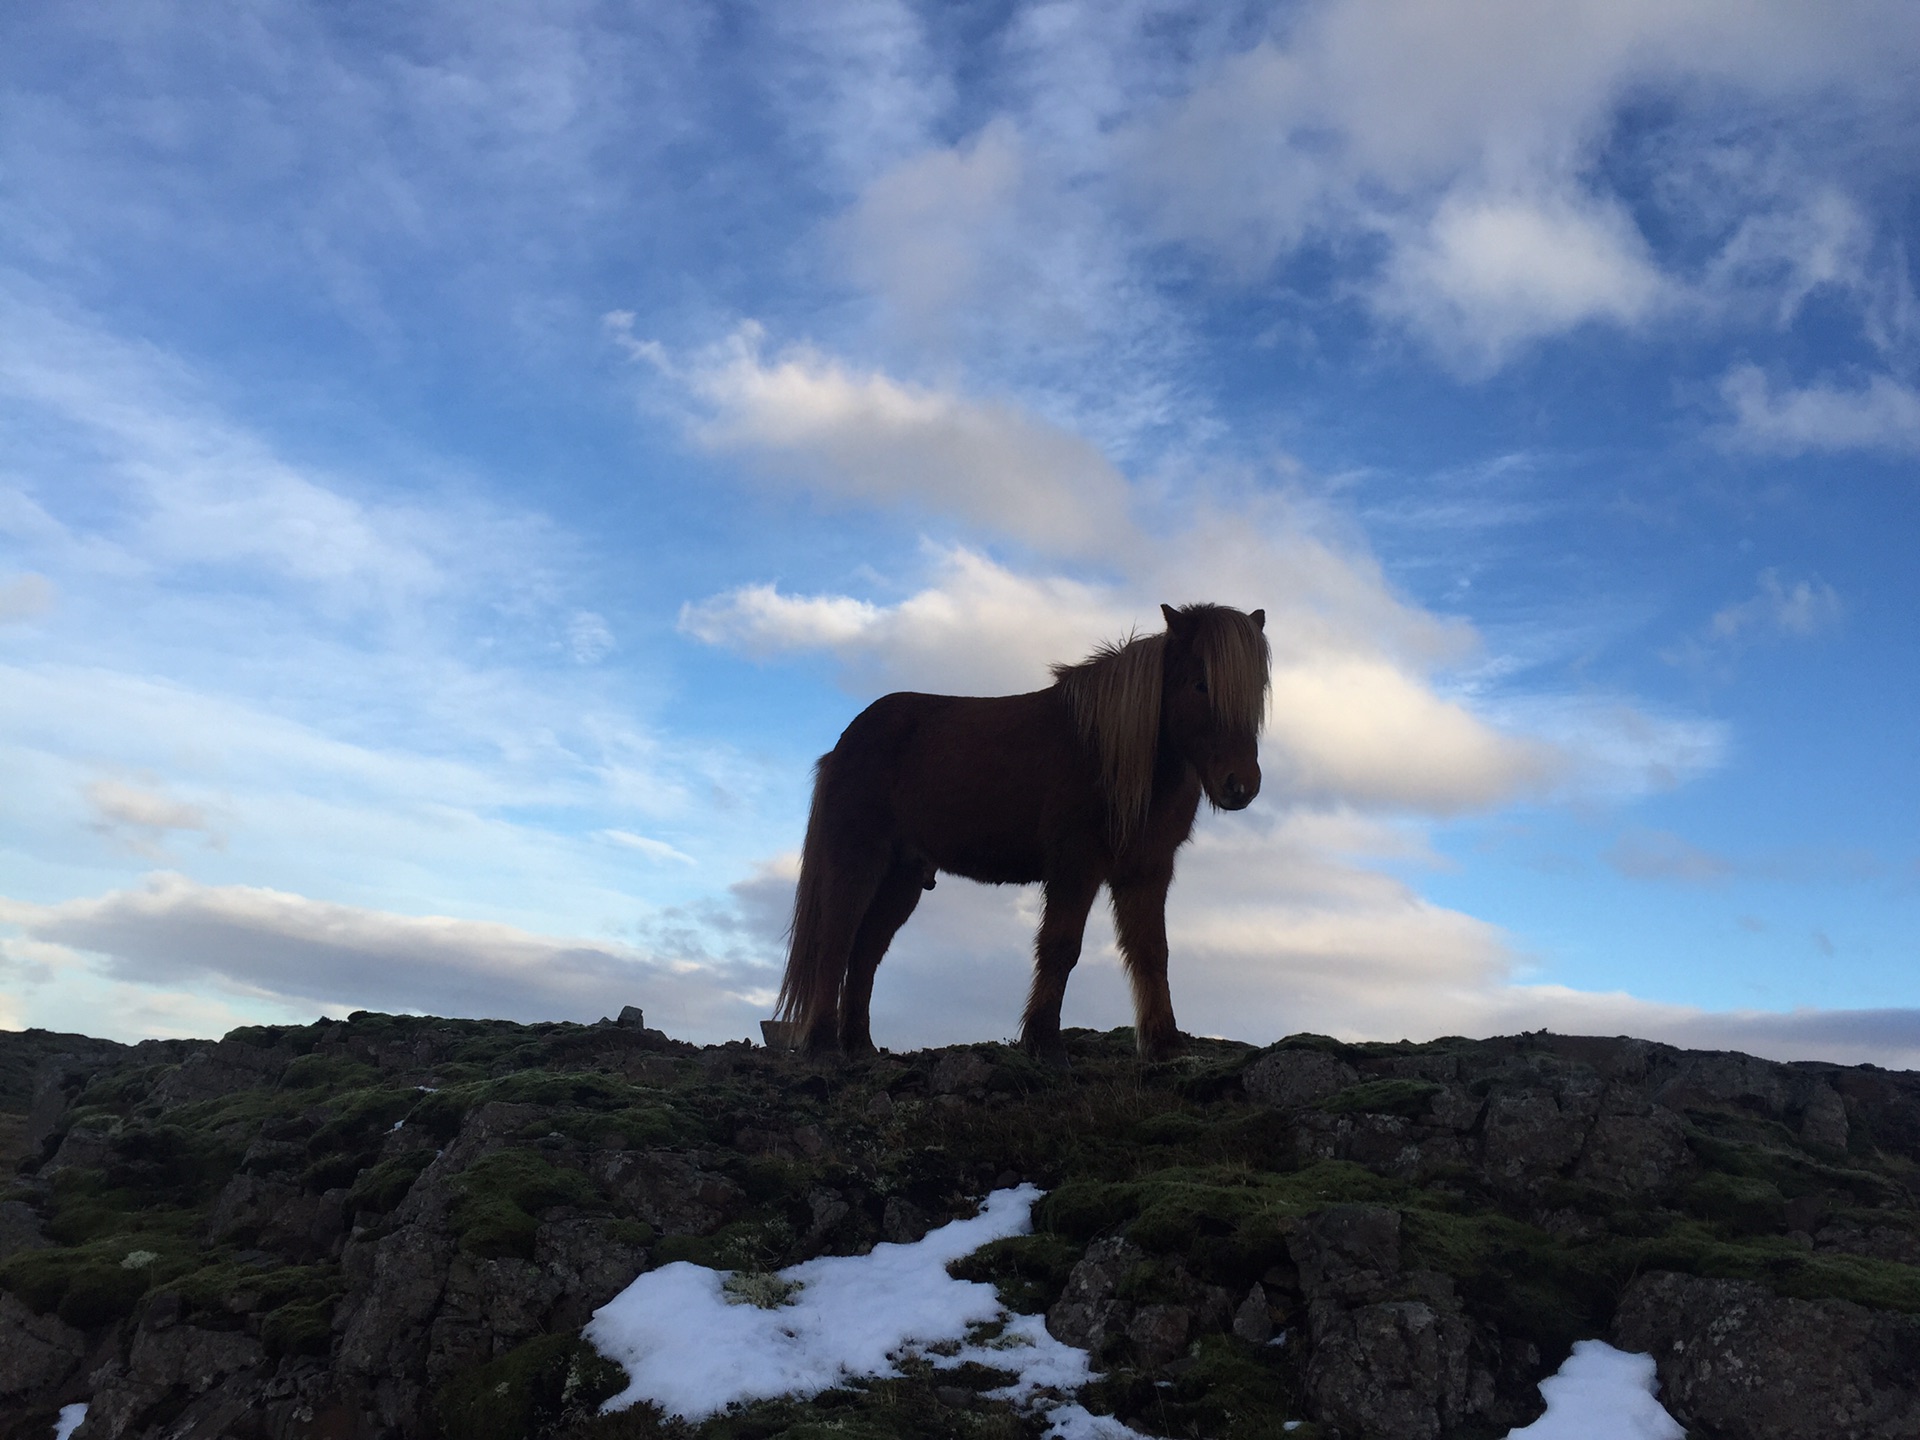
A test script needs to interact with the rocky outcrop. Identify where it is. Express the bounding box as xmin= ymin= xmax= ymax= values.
xmin=1290 ymin=1205 xmax=1497 ymax=1440
xmin=1614 ymin=1272 xmax=1920 ymax=1440
xmin=0 ymin=1017 xmax=1915 ymax=1440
